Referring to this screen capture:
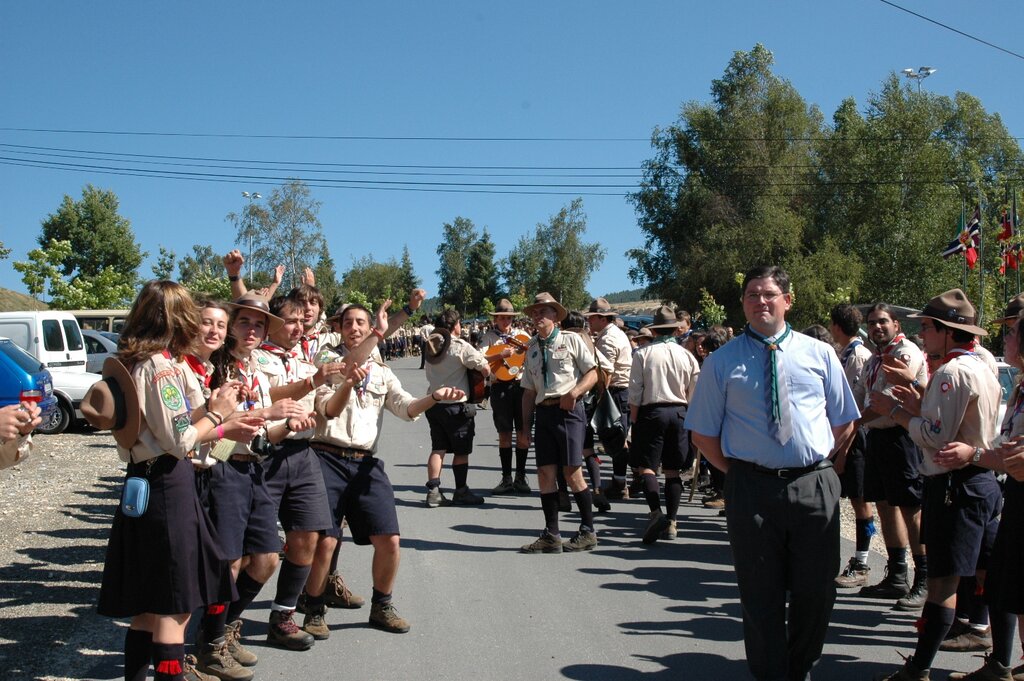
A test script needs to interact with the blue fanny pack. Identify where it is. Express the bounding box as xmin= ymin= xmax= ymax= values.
xmin=121 ymin=476 xmax=150 ymax=518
